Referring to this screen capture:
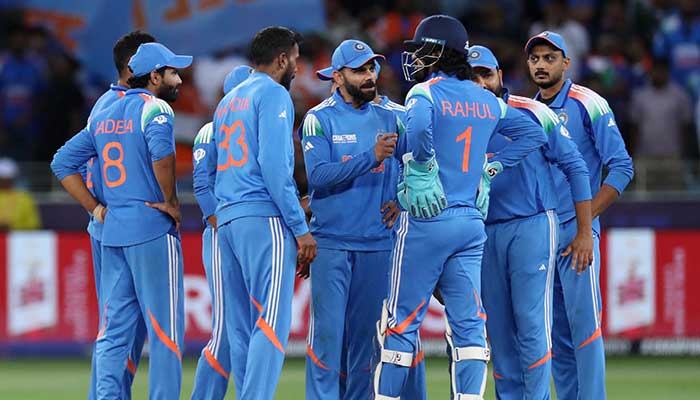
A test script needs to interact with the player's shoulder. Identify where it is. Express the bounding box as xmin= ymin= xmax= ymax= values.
xmin=406 ymin=76 xmax=446 ymax=103
xmin=139 ymin=94 xmax=174 ymax=130
xmin=566 ymin=83 xmax=612 ymax=121
xmin=507 ymin=94 xmax=559 ymax=128
xmin=194 ymin=122 xmax=214 ymax=145
xmin=301 ymin=111 xmax=324 ymax=138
